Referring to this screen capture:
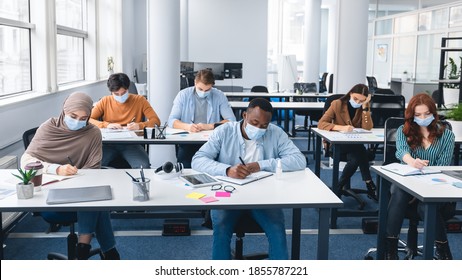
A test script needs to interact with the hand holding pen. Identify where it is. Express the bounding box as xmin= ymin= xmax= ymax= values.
xmin=127 ymin=117 xmax=139 ymax=130
xmin=56 ymin=156 xmax=78 ymax=176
